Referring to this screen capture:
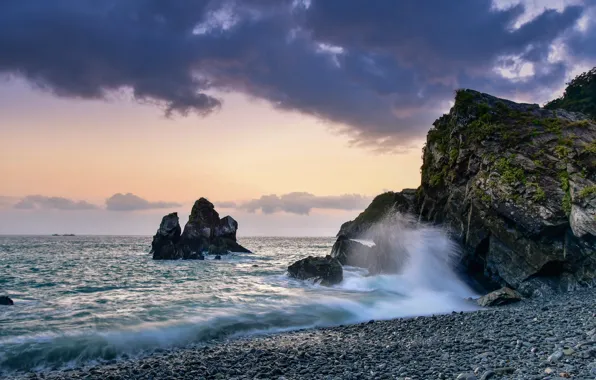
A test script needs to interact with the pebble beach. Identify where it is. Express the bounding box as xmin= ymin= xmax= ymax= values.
xmin=7 ymin=288 xmax=596 ymax=380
